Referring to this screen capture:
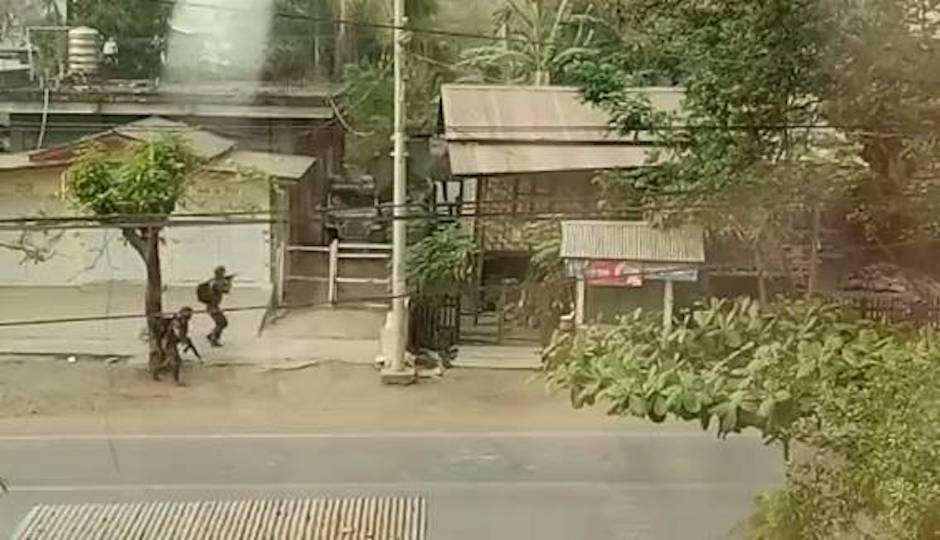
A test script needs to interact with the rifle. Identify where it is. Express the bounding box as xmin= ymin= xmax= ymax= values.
xmin=183 ymin=338 xmax=202 ymax=361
